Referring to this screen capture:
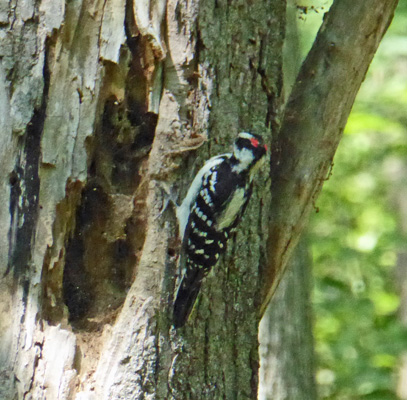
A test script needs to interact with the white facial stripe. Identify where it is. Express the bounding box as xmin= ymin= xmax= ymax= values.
xmin=238 ymin=132 xmax=254 ymax=140
xmin=232 ymin=147 xmax=256 ymax=173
